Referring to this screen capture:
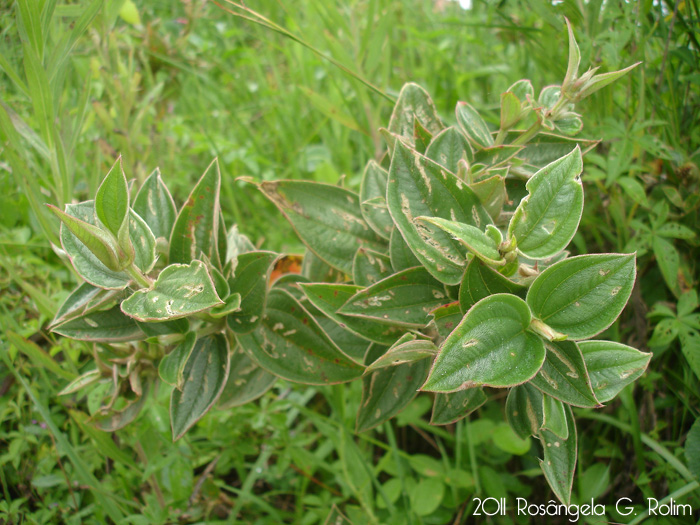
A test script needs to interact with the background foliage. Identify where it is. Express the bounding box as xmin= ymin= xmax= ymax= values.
xmin=0 ymin=0 xmax=698 ymax=523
